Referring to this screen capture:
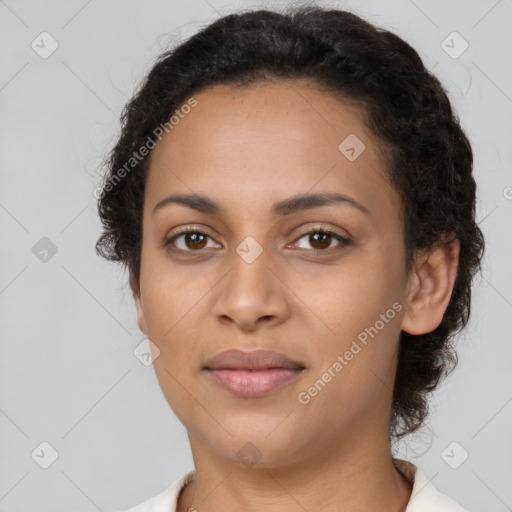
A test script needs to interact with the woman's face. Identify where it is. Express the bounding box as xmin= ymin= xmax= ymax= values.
xmin=135 ymin=79 xmax=412 ymax=467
